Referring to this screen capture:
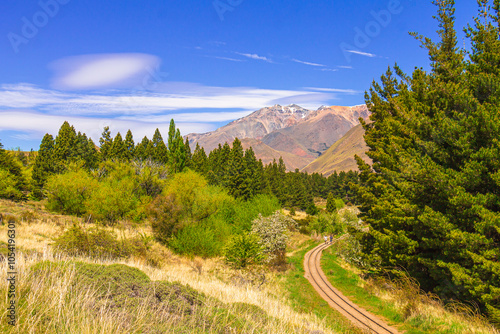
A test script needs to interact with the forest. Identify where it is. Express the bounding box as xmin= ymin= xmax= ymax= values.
xmin=0 ymin=119 xmax=356 ymax=259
